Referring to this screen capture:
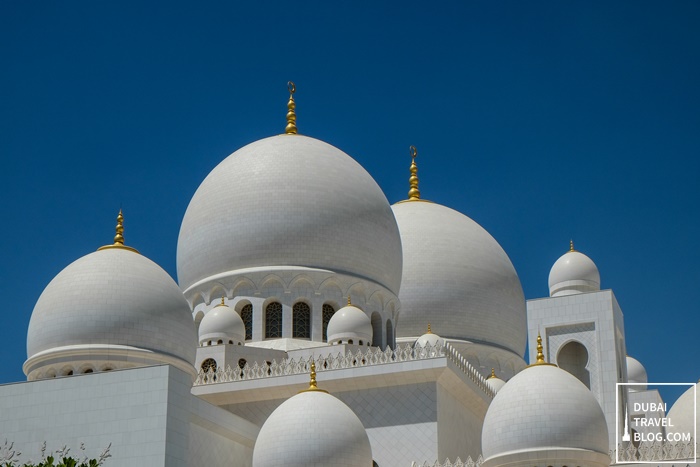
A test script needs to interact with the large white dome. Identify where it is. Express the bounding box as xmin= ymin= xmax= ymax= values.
xmin=666 ymin=383 xmax=698 ymax=442
xmin=482 ymin=364 xmax=609 ymax=467
xmin=548 ymin=245 xmax=600 ymax=297
xmin=252 ymin=385 xmax=372 ymax=466
xmin=177 ymin=134 xmax=403 ymax=297
xmin=391 ymin=201 xmax=526 ymax=356
xmin=25 ymin=247 xmax=197 ymax=379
